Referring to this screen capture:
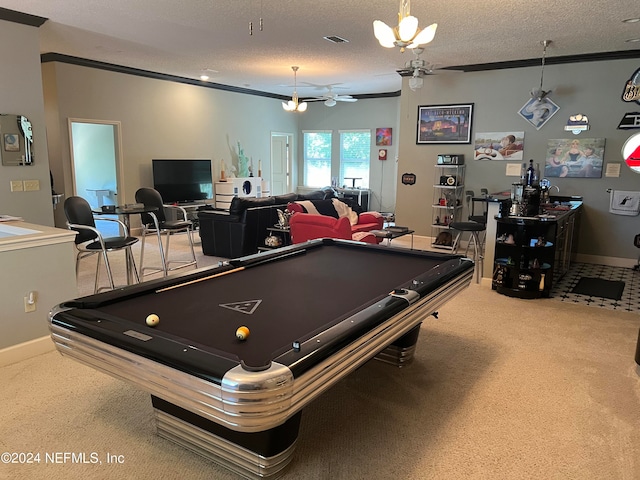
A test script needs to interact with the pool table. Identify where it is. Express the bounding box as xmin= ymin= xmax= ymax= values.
xmin=50 ymin=239 xmax=474 ymax=478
